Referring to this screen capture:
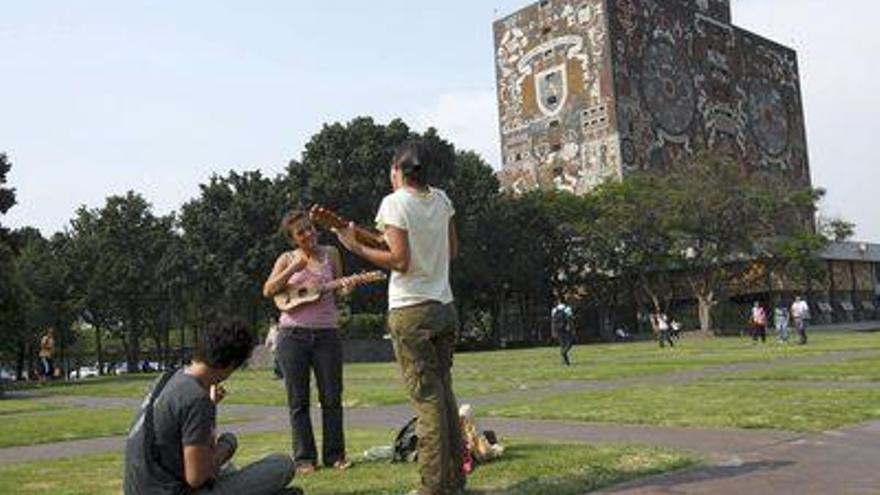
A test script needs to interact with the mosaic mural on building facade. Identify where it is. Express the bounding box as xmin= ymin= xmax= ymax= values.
xmin=495 ymin=0 xmax=811 ymax=193
xmin=494 ymin=0 xmax=621 ymax=194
